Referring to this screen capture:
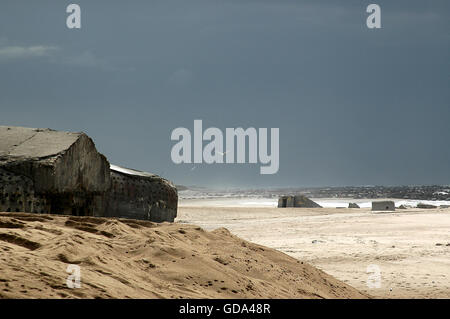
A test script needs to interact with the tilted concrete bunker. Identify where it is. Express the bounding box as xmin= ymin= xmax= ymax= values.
xmin=0 ymin=126 xmax=177 ymax=222
xmin=278 ymin=195 xmax=322 ymax=208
